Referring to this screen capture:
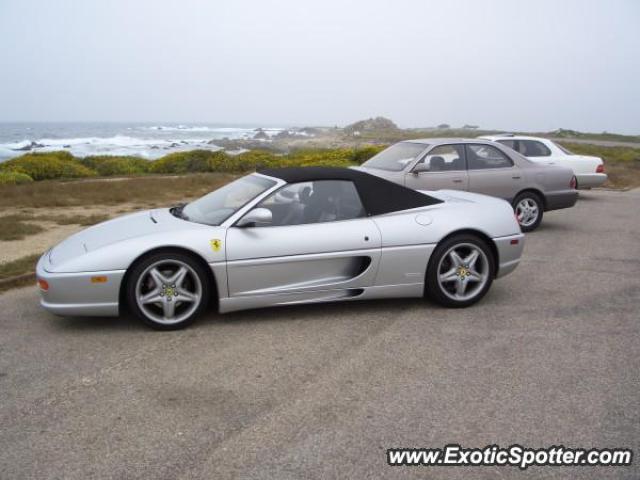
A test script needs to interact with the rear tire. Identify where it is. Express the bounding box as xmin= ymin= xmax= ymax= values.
xmin=513 ymin=191 xmax=543 ymax=232
xmin=126 ymin=252 xmax=210 ymax=330
xmin=426 ymin=234 xmax=495 ymax=308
